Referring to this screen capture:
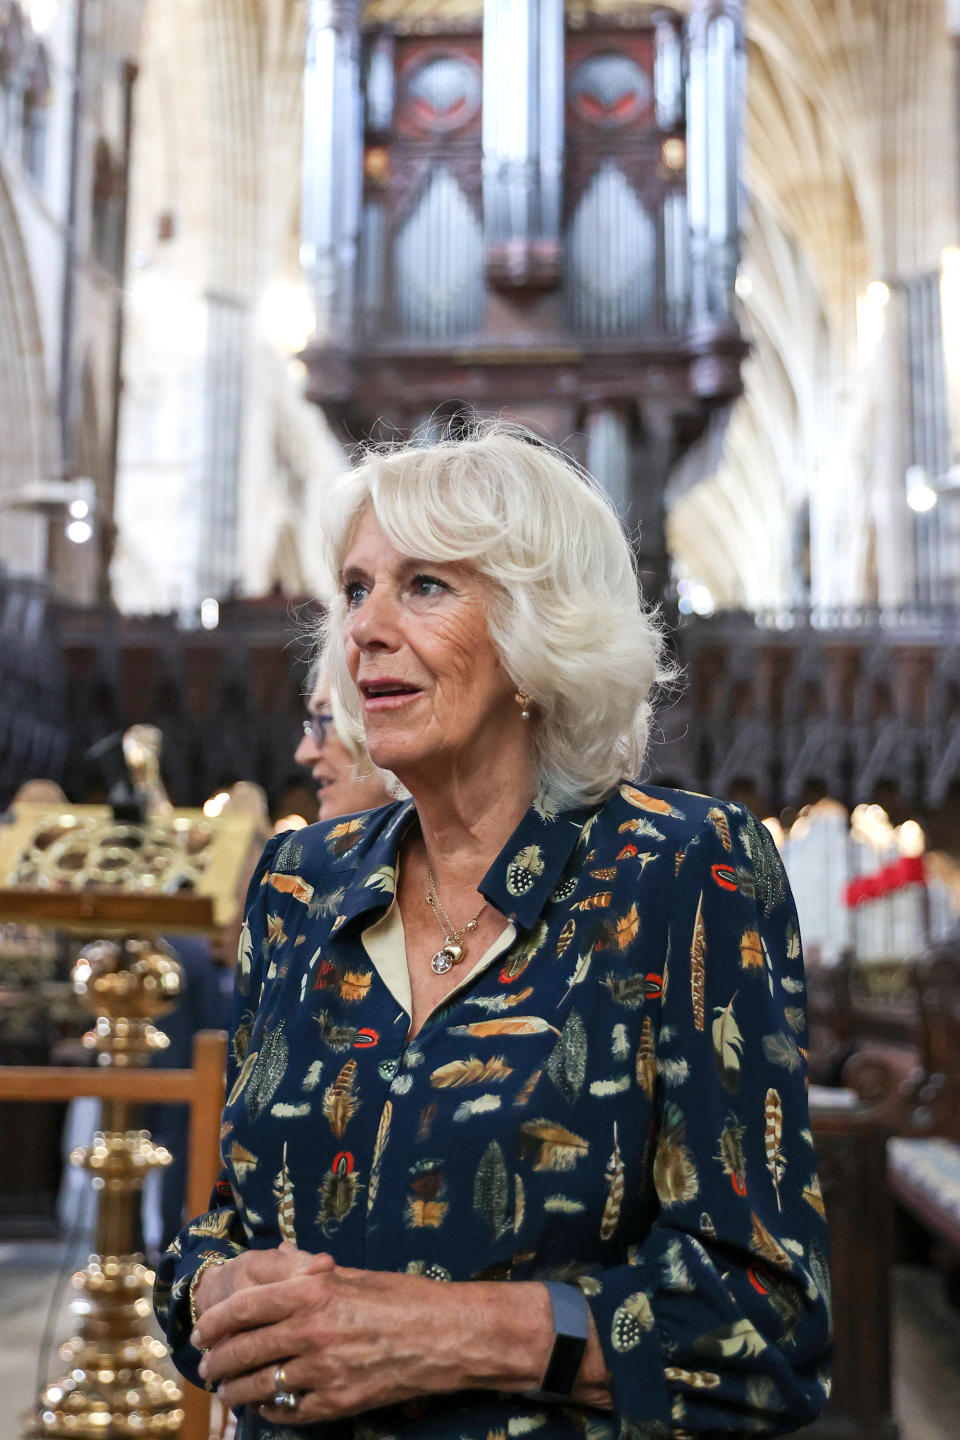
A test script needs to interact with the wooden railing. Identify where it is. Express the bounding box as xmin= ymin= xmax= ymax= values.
xmin=653 ymin=605 xmax=960 ymax=822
